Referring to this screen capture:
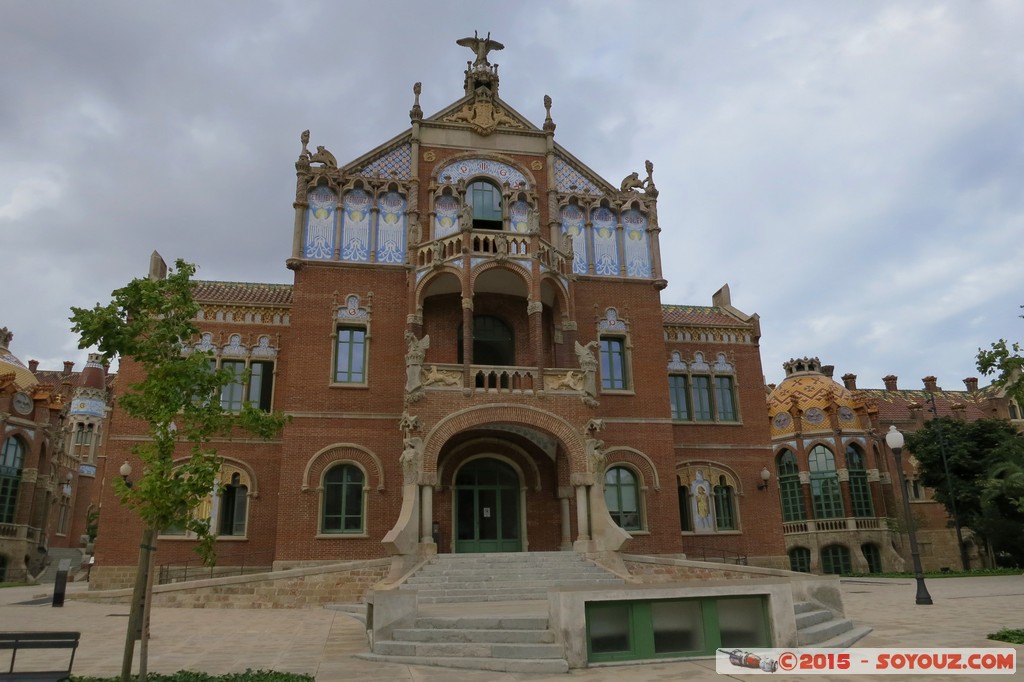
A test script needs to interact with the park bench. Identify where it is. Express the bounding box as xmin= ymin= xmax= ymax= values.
xmin=0 ymin=631 xmax=80 ymax=682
